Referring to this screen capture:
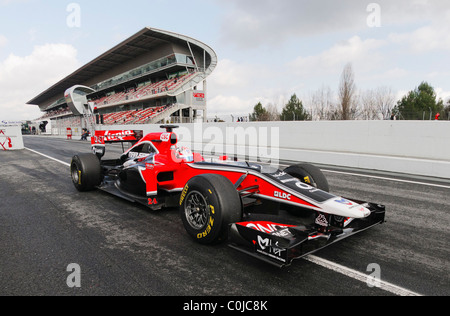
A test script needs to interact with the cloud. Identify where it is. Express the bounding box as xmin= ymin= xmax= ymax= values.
xmin=435 ymin=87 xmax=450 ymax=102
xmin=288 ymin=36 xmax=387 ymax=77
xmin=219 ymin=0 xmax=368 ymax=49
xmin=0 ymin=43 xmax=80 ymax=121
xmin=389 ymin=11 xmax=450 ymax=52
xmin=0 ymin=0 xmax=30 ymax=6
xmin=218 ymin=0 xmax=450 ymax=51
xmin=209 ymin=94 xmax=253 ymax=116
xmin=379 ymin=0 xmax=450 ymax=25
xmin=212 ymin=0 xmax=450 ymax=117
xmin=207 ymin=59 xmax=266 ymax=117
xmin=208 ymin=59 xmax=254 ymax=89
xmin=0 ymin=34 xmax=7 ymax=49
